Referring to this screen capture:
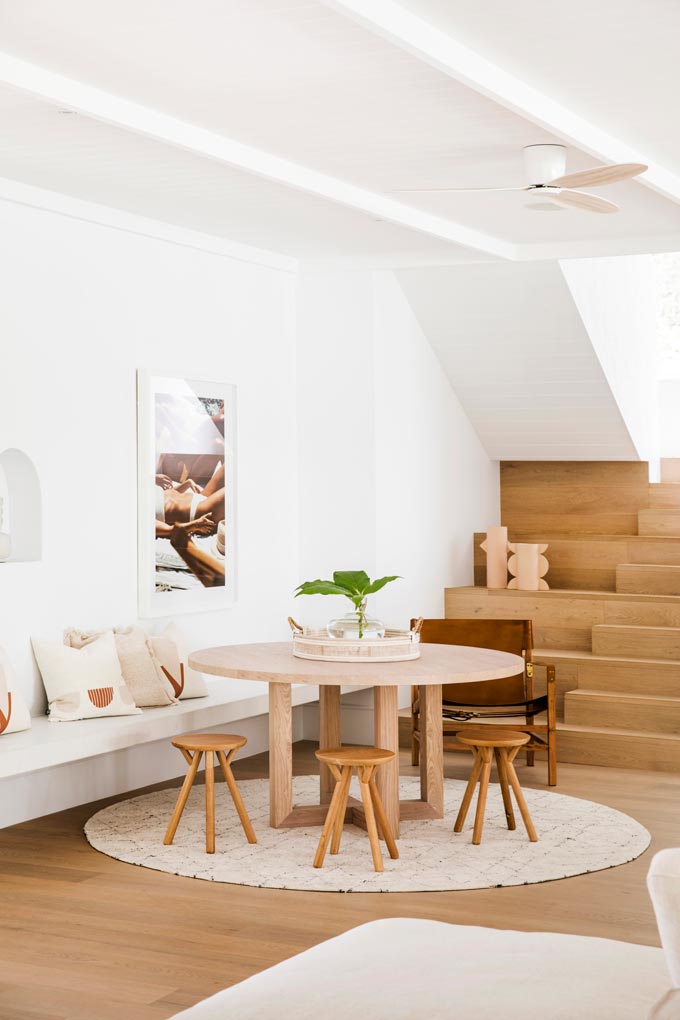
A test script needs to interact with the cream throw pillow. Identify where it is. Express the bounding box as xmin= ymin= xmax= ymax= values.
xmin=146 ymin=633 xmax=184 ymax=700
xmin=65 ymin=626 xmax=176 ymax=707
xmin=0 ymin=646 xmax=31 ymax=735
xmin=33 ymin=631 xmax=141 ymax=722
xmin=158 ymin=622 xmax=209 ymax=699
